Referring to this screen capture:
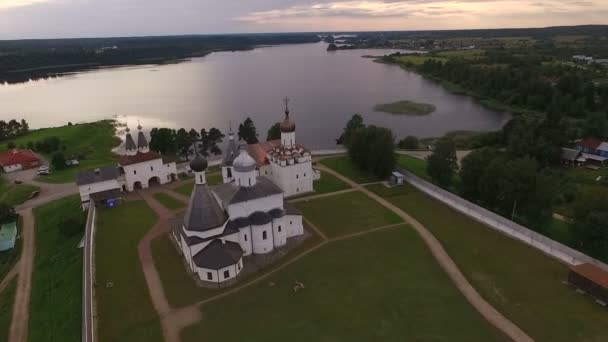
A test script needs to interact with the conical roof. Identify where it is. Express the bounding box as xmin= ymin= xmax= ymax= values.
xmin=125 ymin=127 xmax=136 ymax=151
